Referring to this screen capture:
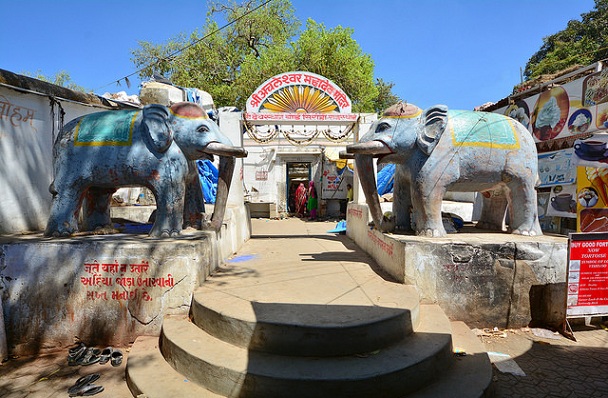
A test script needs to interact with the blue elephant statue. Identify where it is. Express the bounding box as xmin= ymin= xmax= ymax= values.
xmin=45 ymin=102 xmax=247 ymax=237
xmin=347 ymin=102 xmax=541 ymax=237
